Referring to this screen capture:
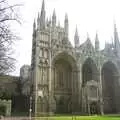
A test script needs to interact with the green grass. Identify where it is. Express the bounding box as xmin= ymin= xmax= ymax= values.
xmin=34 ymin=115 xmax=120 ymax=120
